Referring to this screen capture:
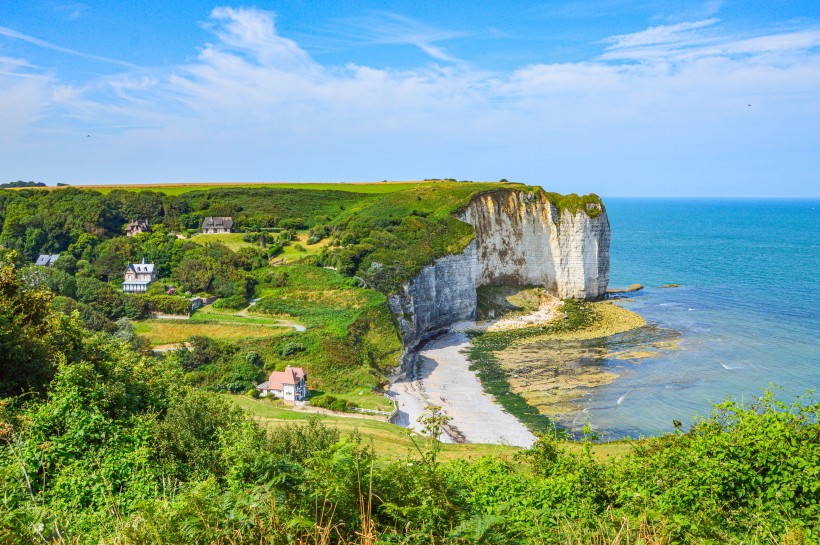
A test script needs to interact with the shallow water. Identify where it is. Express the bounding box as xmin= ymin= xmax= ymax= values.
xmin=524 ymin=198 xmax=820 ymax=439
